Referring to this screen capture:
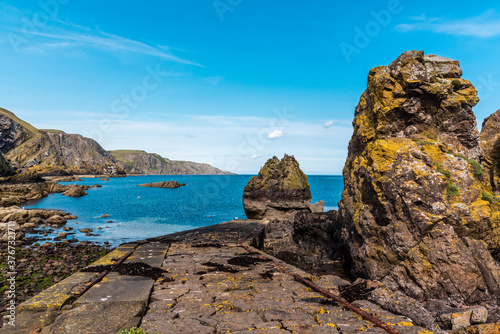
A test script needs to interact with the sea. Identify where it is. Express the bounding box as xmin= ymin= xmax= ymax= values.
xmin=24 ymin=175 xmax=344 ymax=246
